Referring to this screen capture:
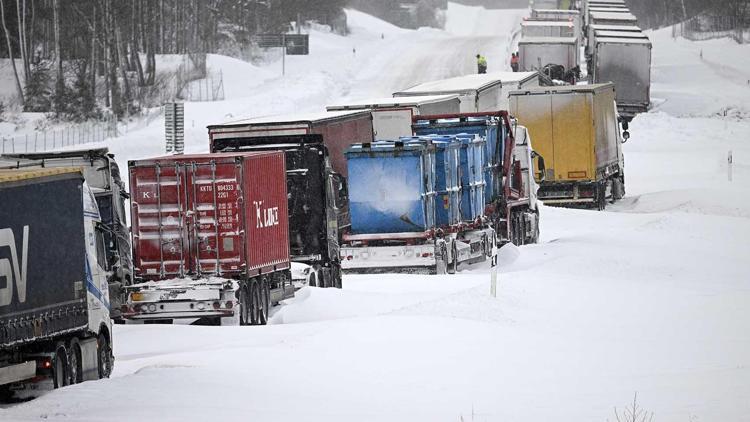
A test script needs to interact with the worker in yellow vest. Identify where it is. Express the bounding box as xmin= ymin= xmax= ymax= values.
xmin=476 ymin=54 xmax=487 ymax=74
